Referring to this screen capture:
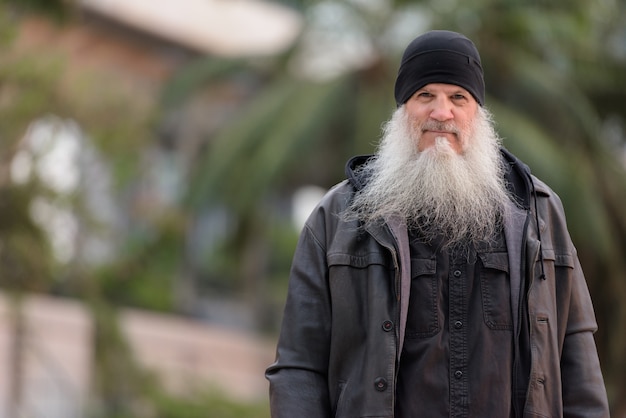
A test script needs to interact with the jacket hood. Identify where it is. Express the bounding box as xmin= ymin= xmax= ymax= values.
xmin=345 ymin=147 xmax=534 ymax=210
xmin=345 ymin=155 xmax=373 ymax=191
